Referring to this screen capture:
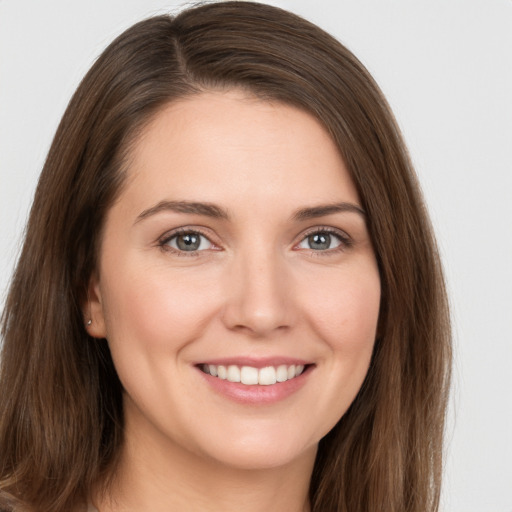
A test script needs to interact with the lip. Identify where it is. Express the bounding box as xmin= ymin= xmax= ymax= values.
xmin=195 ymin=358 xmax=314 ymax=405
